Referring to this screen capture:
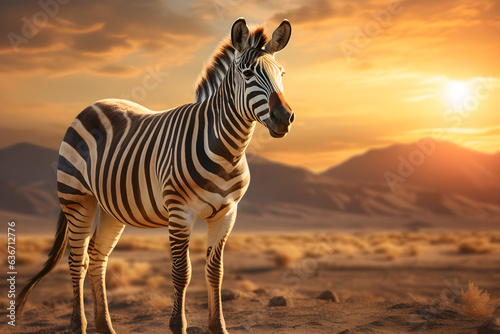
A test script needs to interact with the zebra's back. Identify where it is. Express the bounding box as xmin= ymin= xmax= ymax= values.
xmin=57 ymin=99 xmax=172 ymax=228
